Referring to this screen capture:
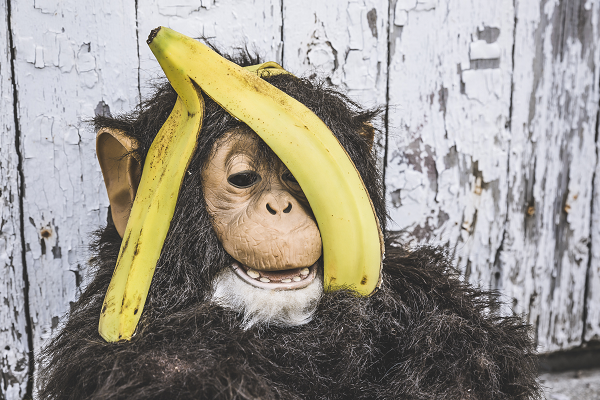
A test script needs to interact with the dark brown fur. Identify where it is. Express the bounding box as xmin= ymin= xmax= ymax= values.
xmin=39 ymin=49 xmax=541 ymax=400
